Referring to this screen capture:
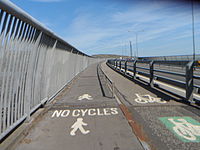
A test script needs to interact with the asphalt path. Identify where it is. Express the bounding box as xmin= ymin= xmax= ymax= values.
xmin=14 ymin=63 xmax=143 ymax=150
xmin=102 ymin=62 xmax=200 ymax=150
